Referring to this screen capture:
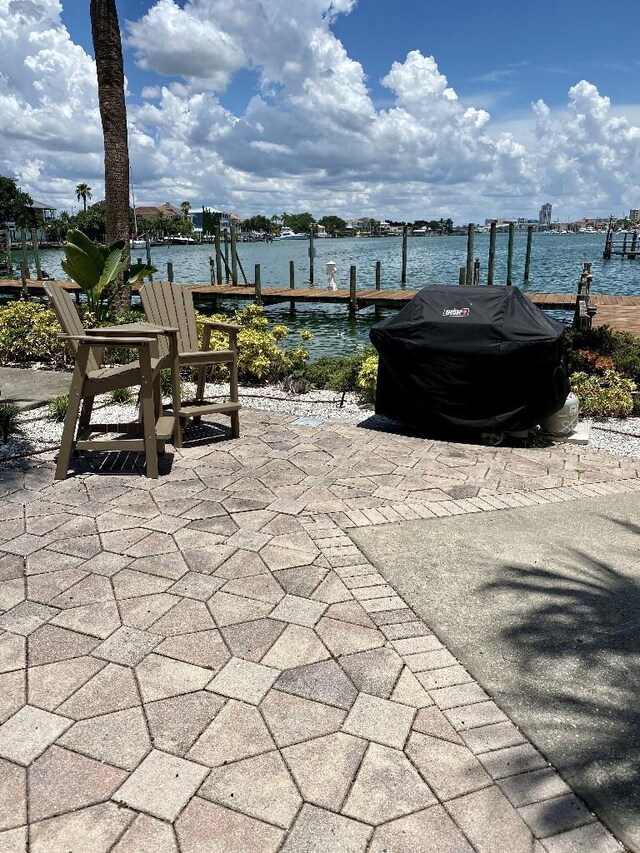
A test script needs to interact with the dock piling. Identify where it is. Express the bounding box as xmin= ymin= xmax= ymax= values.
xmin=465 ymin=224 xmax=474 ymax=285
xmin=230 ymin=225 xmax=238 ymax=285
xmin=309 ymin=229 xmax=315 ymax=287
xmin=145 ymin=235 xmax=153 ymax=281
xmin=349 ymin=265 xmax=357 ymax=316
xmin=223 ymin=231 xmax=230 ymax=283
xmin=506 ymin=223 xmax=515 ymax=286
xmin=487 ymin=222 xmax=496 ymax=286
xmin=255 ymin=264 xmax=262 ymax=305
xmin=401 ymin=227 xmax=408 ymax=286
xmin=214 ymin=220 xmax=222 ymax=284
xmin=31 ymin=229 xmax=42 ymax=281
xmin=167 ymin=262 xmax=174 ymax=284
xmin=459 ymin=266 xmax=466 ymax=286
xmin=473 ymin=258 xmax=480 ymax=285
xmin=523 ymin=225 xmax=533 ymax=284
xmin=289 ymin=261 xmax=295 ymax=313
